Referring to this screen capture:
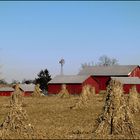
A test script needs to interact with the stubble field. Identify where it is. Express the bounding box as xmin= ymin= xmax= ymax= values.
xmin=0 ymin=94 xmax=139 ymax=139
